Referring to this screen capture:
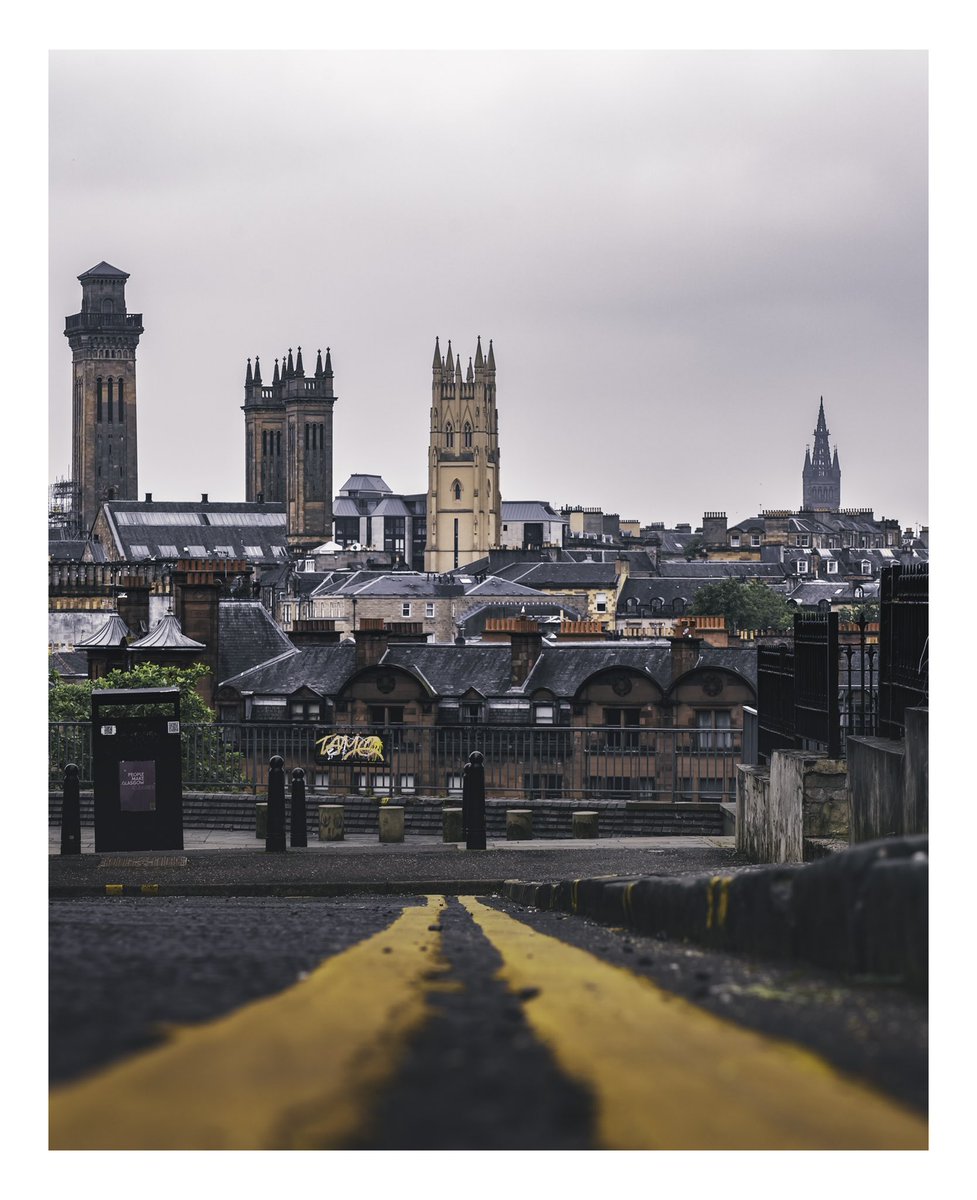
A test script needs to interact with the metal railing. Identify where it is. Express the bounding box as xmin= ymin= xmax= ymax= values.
xmin=48 ymin=721 xmax=745 ymax=802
